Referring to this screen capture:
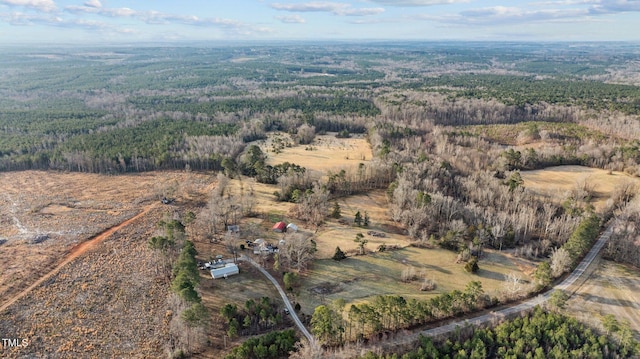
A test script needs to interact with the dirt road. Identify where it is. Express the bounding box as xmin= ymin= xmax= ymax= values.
xmin=0 ymin=203 xmax=157 ymax=314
